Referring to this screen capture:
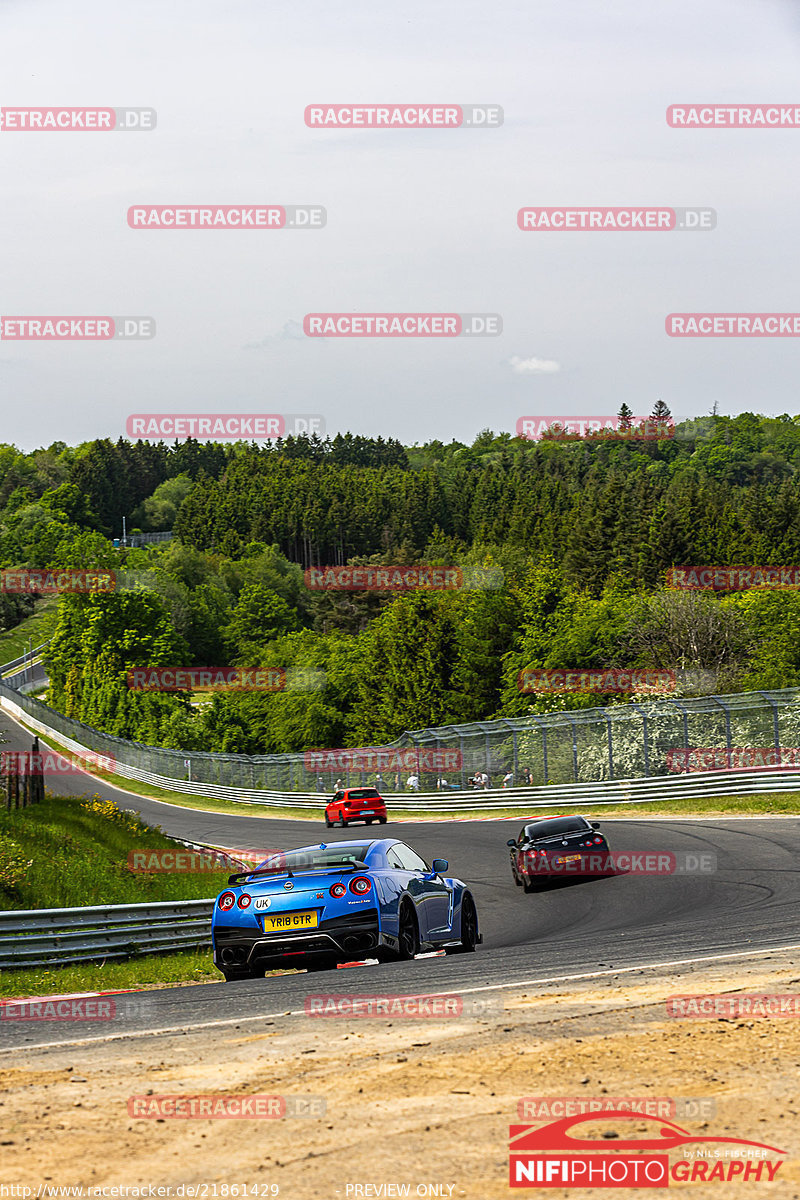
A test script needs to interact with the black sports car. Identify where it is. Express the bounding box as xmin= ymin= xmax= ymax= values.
xmin=507 ymin=815 xmax=610 ymax=892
